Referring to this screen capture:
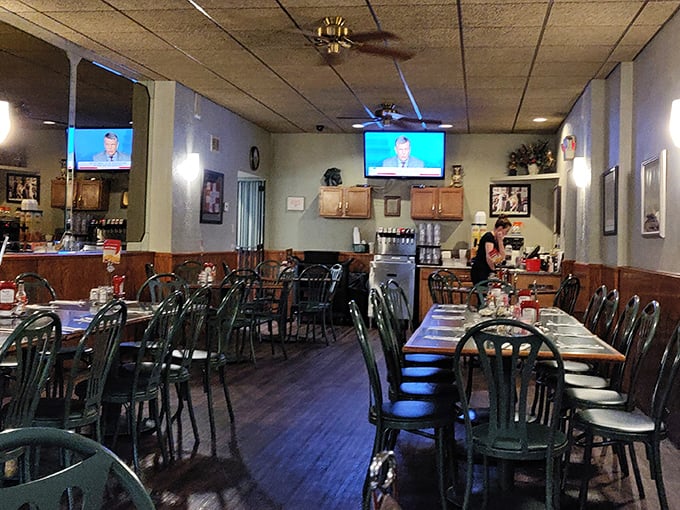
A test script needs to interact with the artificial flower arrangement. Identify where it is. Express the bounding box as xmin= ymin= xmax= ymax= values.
xmin=507 ymin=139 xmax=556 ymax=175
